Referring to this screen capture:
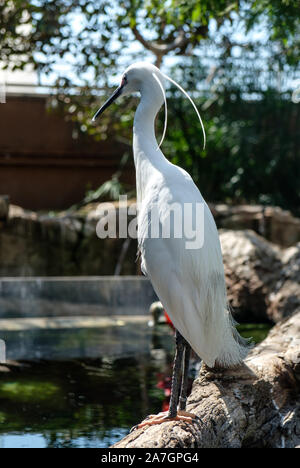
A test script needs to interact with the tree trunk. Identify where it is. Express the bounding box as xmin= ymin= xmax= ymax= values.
xmin=113 ymin=312 xmax=300 ymax=448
